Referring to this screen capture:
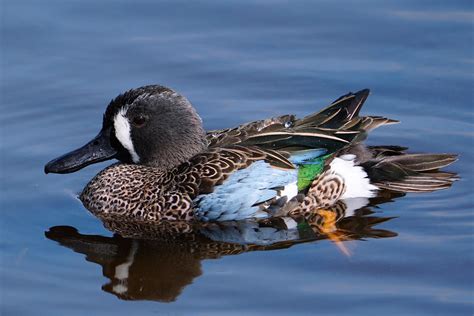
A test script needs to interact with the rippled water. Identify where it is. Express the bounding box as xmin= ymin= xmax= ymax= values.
xmin=1 ymin=0 xmax=473 ymax=315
